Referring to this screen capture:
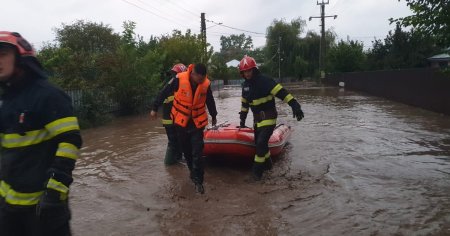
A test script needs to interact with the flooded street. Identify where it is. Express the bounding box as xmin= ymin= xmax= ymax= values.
xmin=71 ymin=87 xmax=450 ymax=236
